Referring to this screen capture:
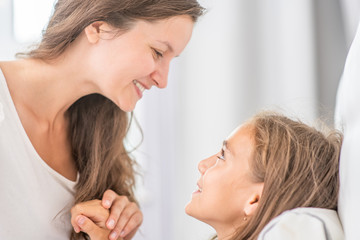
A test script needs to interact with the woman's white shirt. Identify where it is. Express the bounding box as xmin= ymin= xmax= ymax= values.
xmin=0 ymin=68 xmax=77 ymax=239
xmin=258 ymin=208 xmax=344 ymax=240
